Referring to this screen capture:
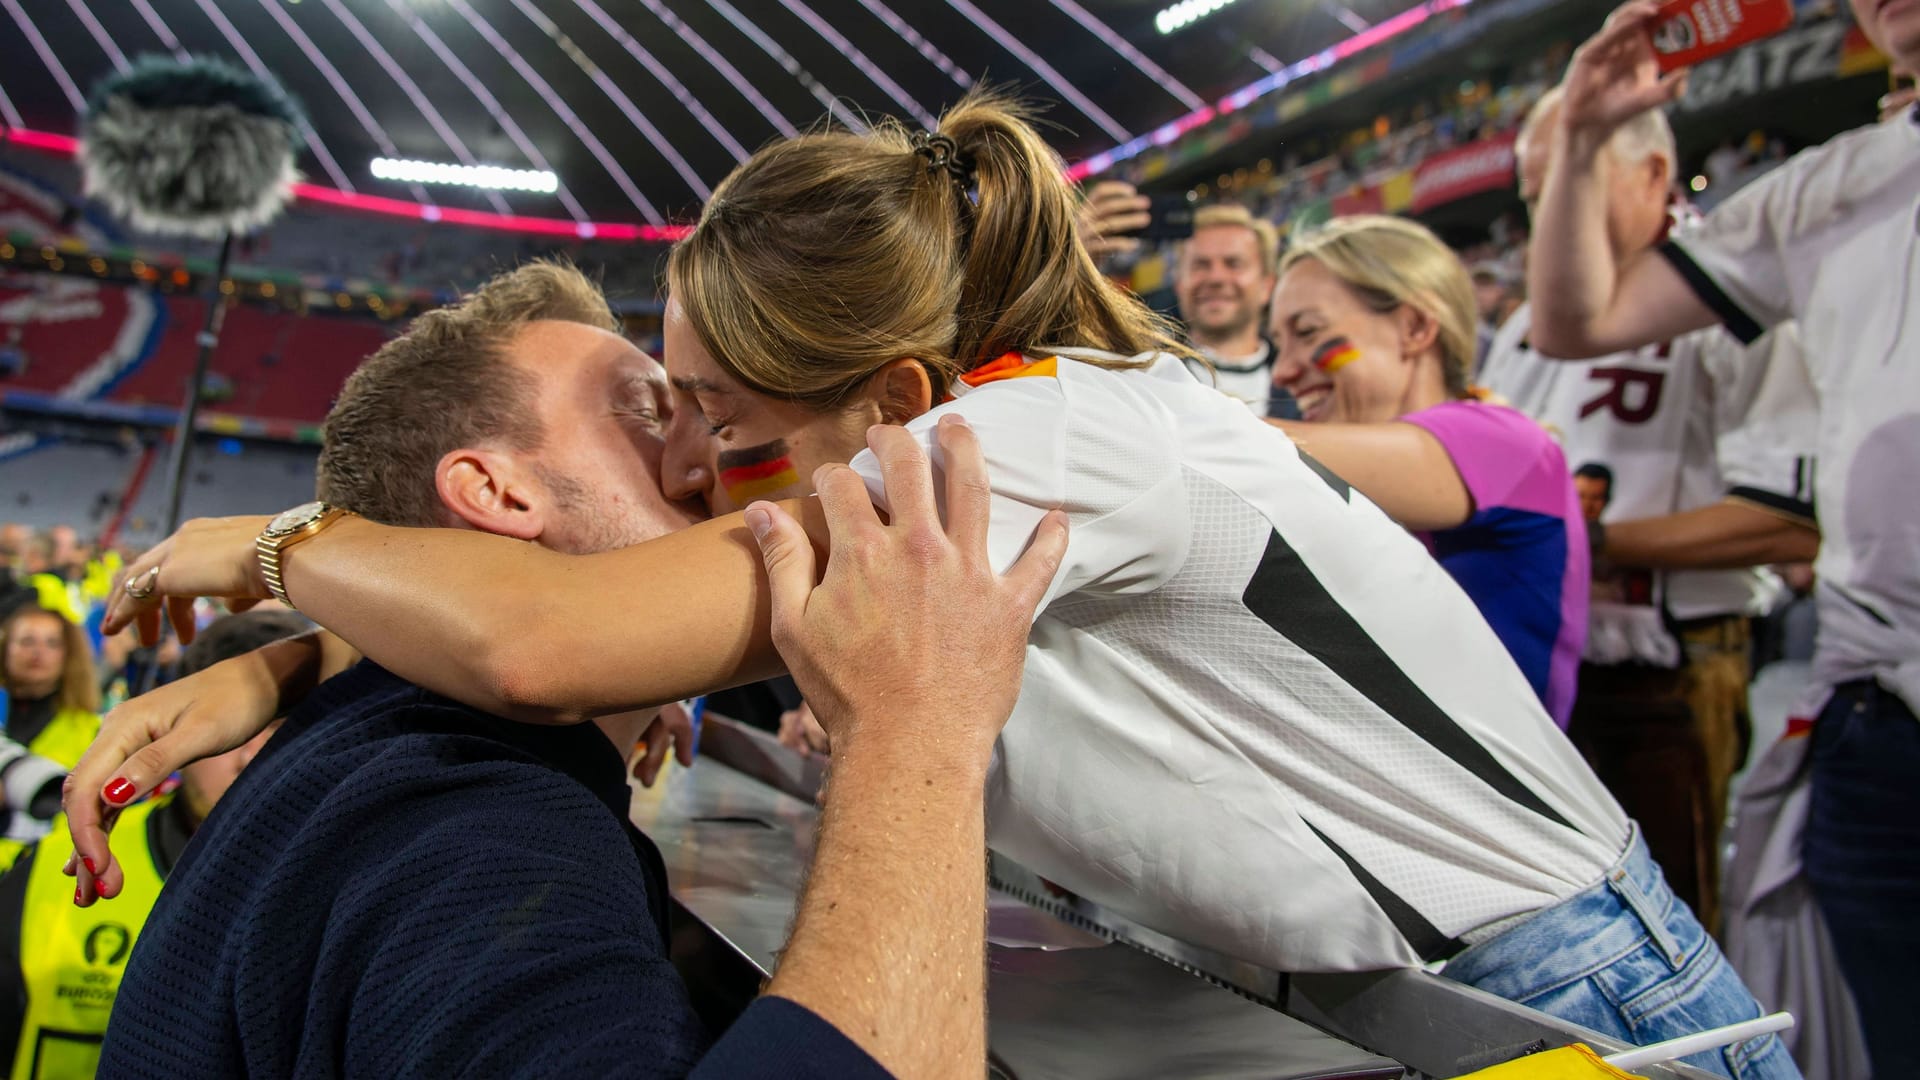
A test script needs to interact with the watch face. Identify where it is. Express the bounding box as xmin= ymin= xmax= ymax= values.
xmin=267 ymin=501 xmax=328 ymax=537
